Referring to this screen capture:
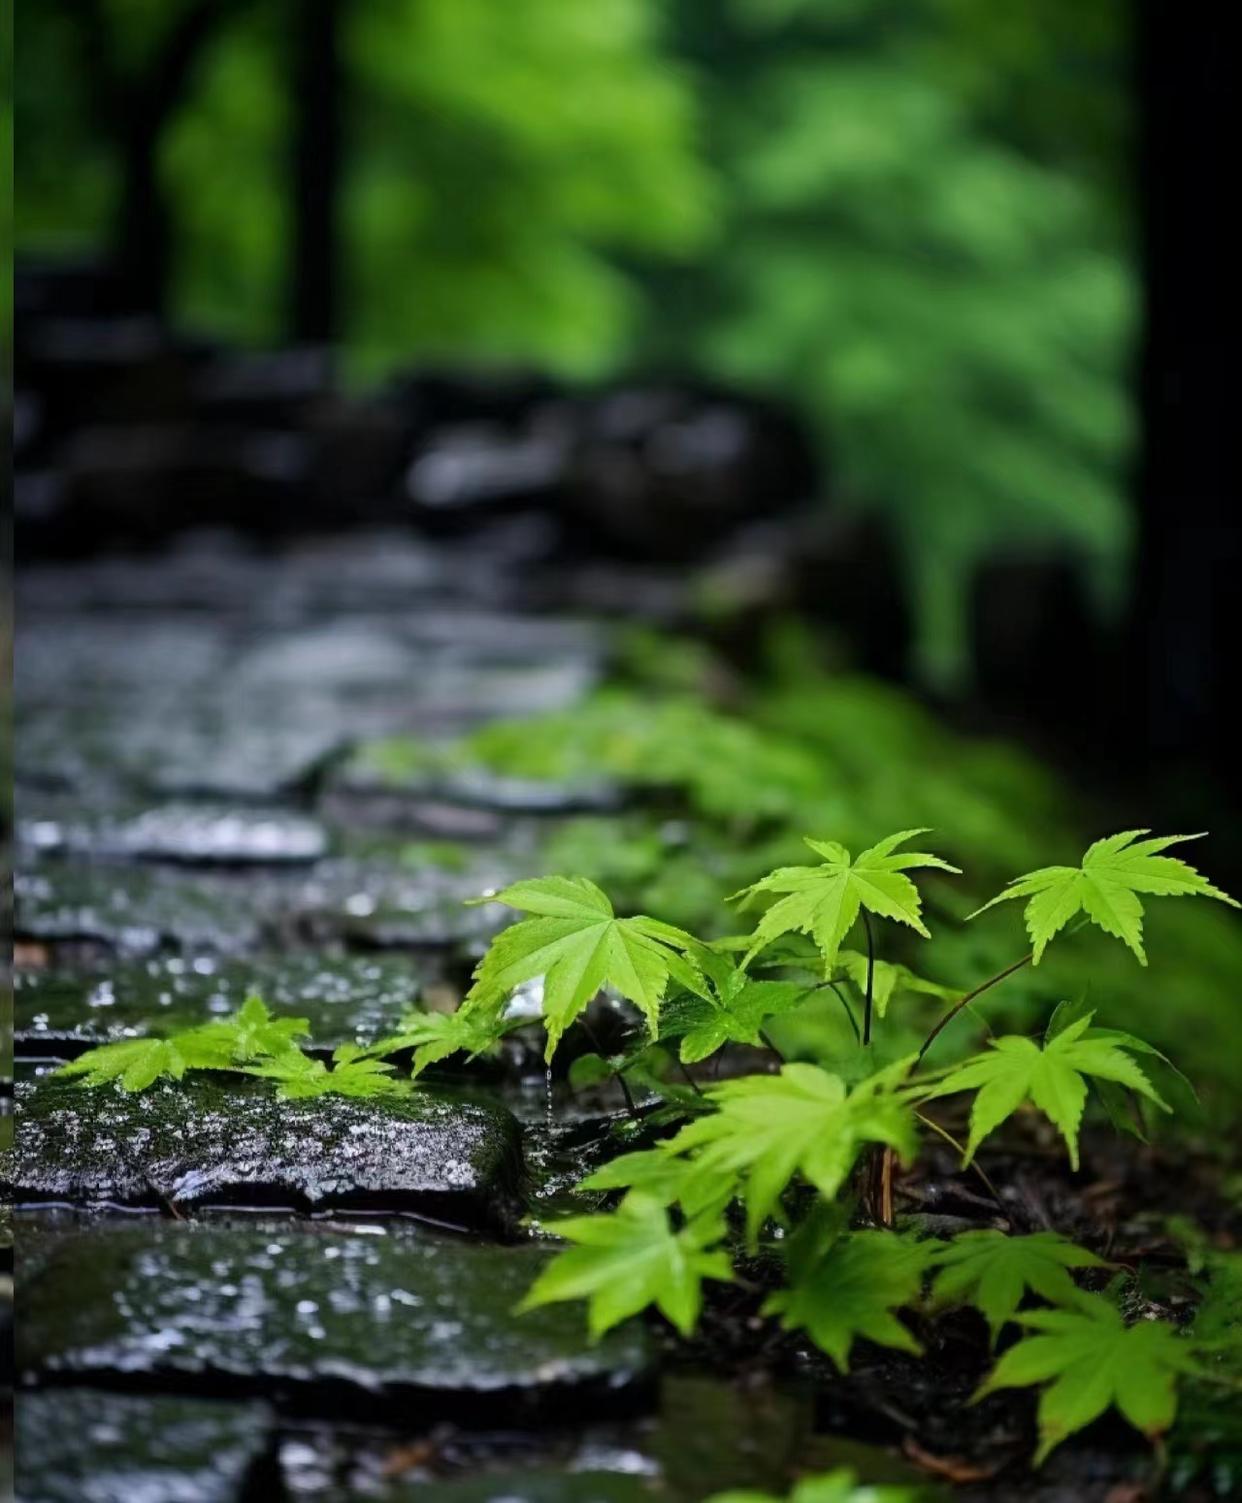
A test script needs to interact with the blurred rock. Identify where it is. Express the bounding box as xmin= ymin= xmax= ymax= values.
xmin=567 ymin=383 xmax=816 ymax=562
xmin=193 ymin=345 xmax=335 ymax=425
xmin=16 ymin=1390 xmax=275 ymax=1503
